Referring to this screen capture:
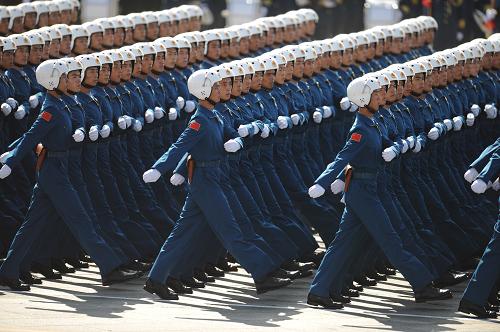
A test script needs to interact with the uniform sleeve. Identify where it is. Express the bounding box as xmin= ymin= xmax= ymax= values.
xmin=152 ymin=116 xmax=207 ymax=174
xmin=477 ymin=150 xmax=500 ymax=183
xmin=5 ymin=108 xmax=57 ymax=168
xmin=315 ymin=127 xmax=367 ymax=189
xmin=470 ymin=138 xmax=500 ymax=171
